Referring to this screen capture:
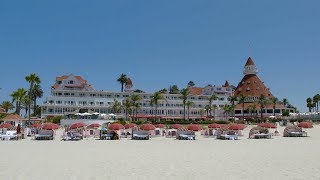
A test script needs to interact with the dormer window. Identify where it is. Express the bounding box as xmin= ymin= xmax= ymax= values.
xmin=68 ymin=80 xmax=74 ymax=84
xmin=57 ymin=81 xmax=62 ymax=84
xmin=246 ymin=87 xmax=250 ymax=91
